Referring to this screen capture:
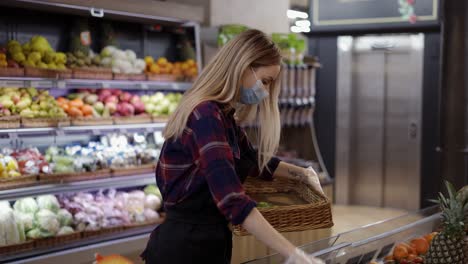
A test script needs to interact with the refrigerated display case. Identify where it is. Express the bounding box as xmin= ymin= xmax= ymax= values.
xmin=244 ymin=206 xmax=442 ymax=264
